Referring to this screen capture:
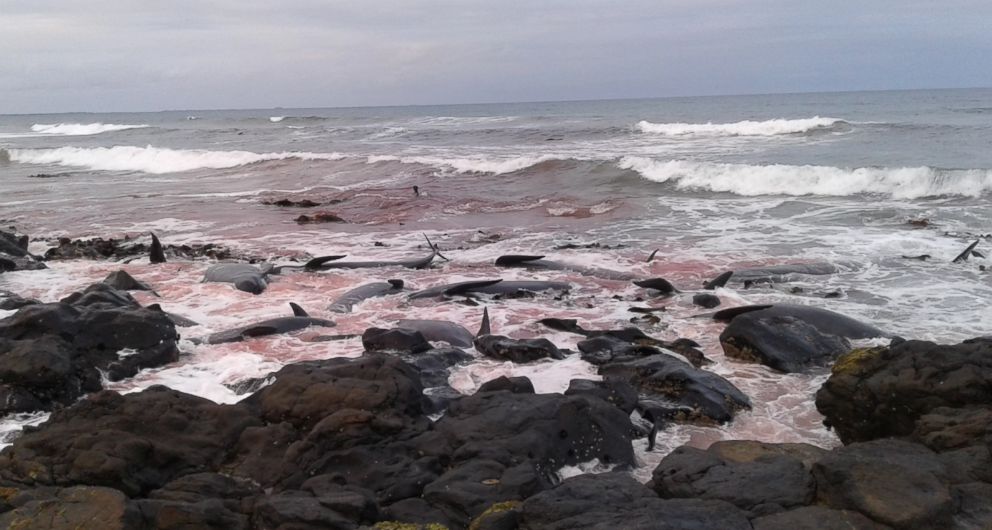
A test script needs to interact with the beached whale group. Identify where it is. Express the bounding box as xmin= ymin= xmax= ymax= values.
xmin=7 ymin=228 xmax=987 ymax=446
